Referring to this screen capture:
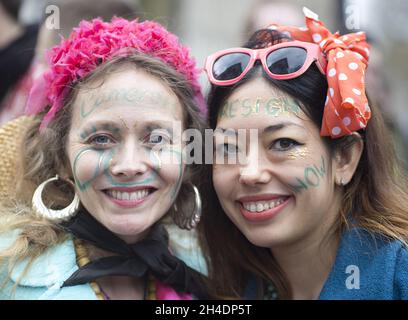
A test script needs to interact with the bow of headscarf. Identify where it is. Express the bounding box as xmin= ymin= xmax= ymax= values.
xmin=269 ymin=7 xmax=371 ymax=138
